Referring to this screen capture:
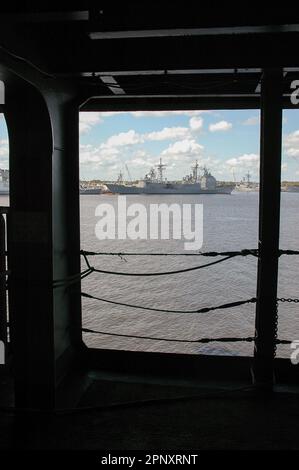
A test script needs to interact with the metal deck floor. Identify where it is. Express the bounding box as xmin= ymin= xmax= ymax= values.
xmin=1 ymin=370 xmax=299 ymax=450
